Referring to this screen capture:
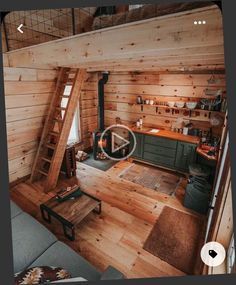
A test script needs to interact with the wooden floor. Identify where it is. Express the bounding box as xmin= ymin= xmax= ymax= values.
xmin=10 ymin=160 xmax=205 ymax=279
